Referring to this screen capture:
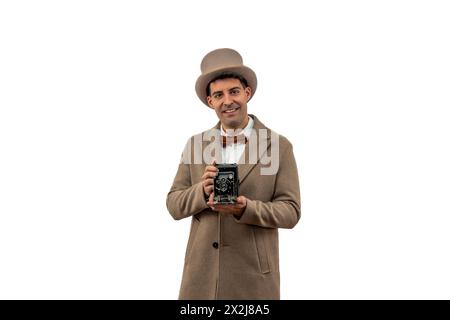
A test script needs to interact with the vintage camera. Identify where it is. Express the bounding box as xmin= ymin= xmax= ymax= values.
xmin=213 ymin=164 xmax=239 ymax=204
